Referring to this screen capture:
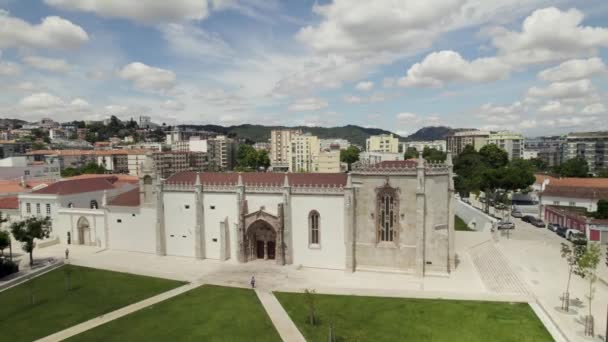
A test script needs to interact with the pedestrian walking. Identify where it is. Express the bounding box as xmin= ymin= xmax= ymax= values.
xmin=65 ymin=248 xmax=69 ymax=260
xmin=250 ymin=275 xmax=255 ymax=289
